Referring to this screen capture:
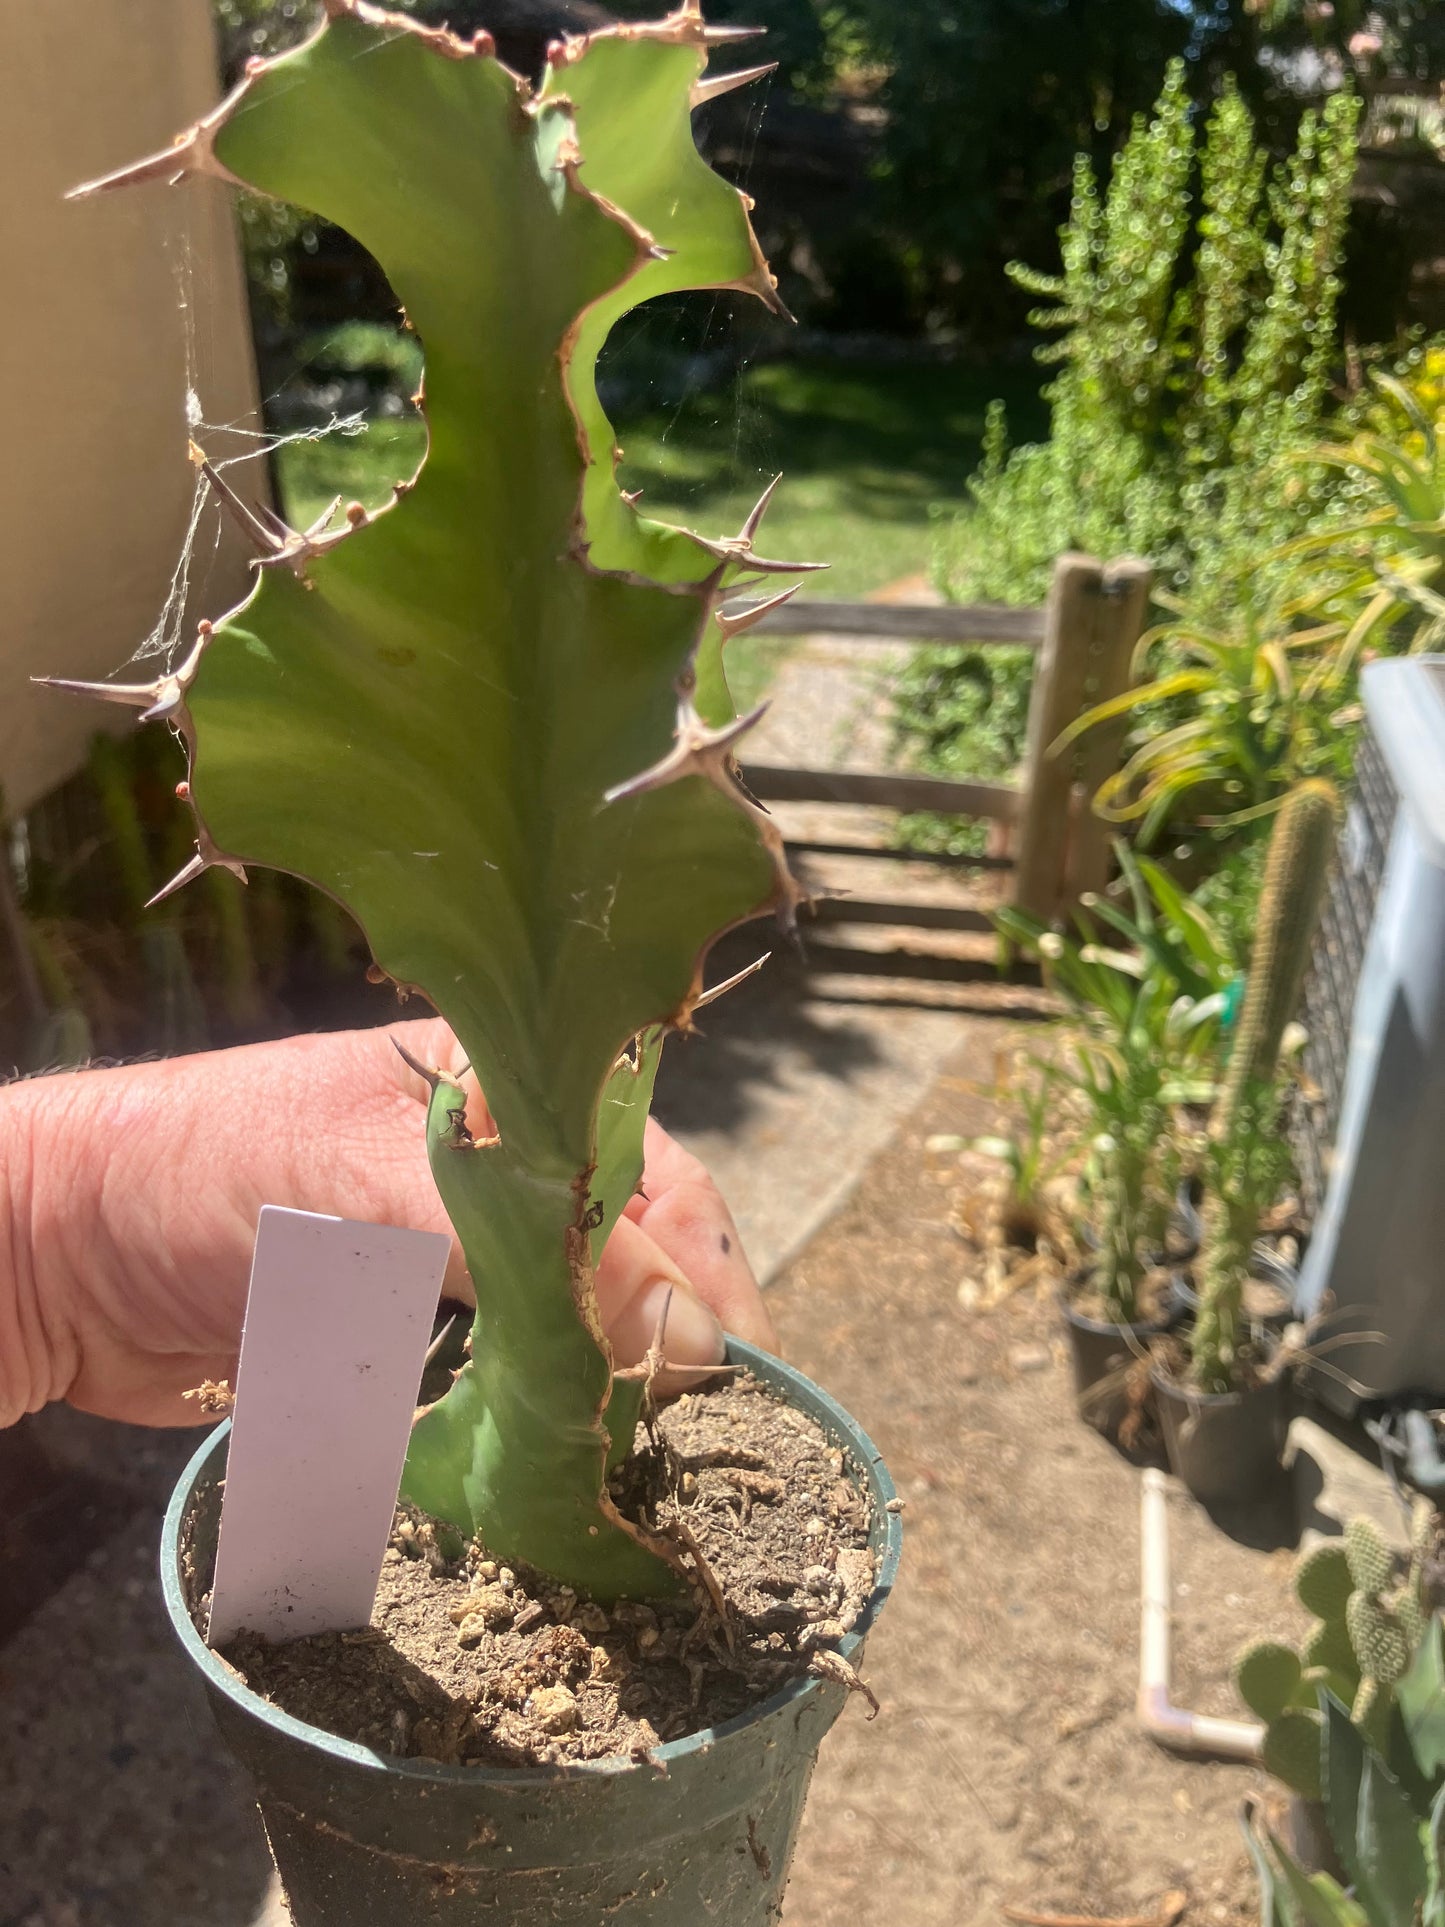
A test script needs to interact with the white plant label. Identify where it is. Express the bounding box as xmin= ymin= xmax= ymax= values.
xmin=207 ymin=1205 xmax=452 ymax=1648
